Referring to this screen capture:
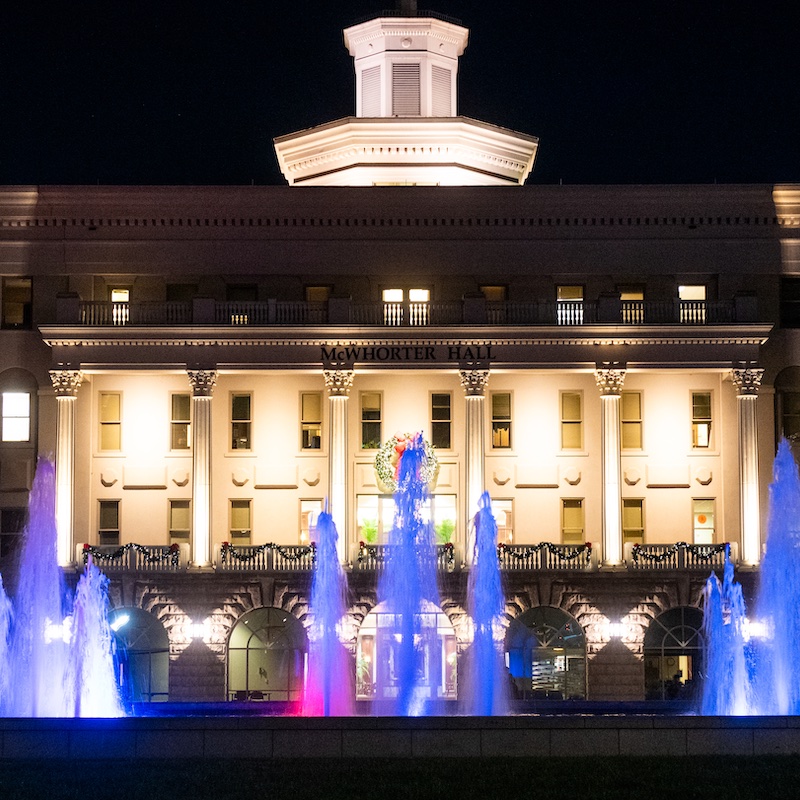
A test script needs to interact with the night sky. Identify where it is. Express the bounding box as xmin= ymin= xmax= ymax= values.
xmin=0 ymin=0 xmax=796 ymax=186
